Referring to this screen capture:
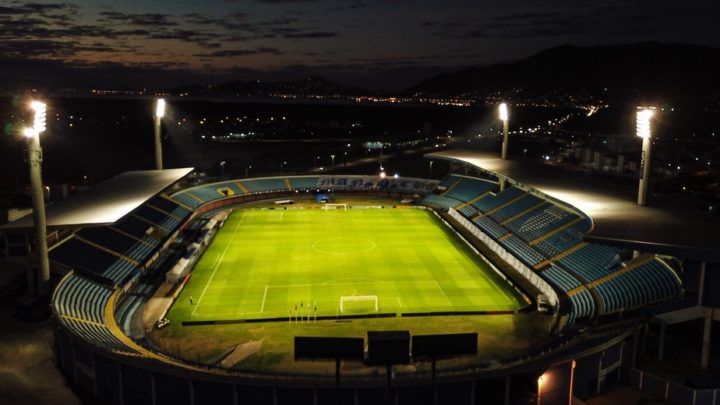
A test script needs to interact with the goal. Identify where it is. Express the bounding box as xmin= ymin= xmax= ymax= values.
xmin=324 ymin=203 xmax=347 ymax=211
xmin=339 ymin=295 xmax=378 ymax=313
